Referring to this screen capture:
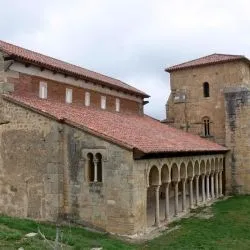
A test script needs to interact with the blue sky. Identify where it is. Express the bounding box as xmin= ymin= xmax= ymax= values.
xmin=1 ymin=0 xmax=250 ymax=119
